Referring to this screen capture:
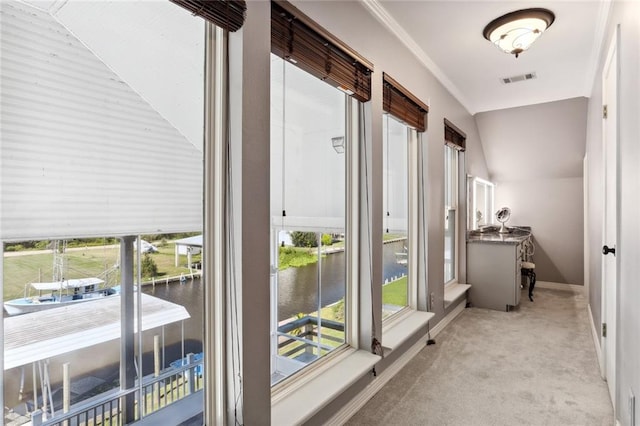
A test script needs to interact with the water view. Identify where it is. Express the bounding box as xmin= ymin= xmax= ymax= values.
xmin=277 ymin=239 xmax=408 ymax=320
xmin=3 ymin=239 xmax=407 ymax=413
